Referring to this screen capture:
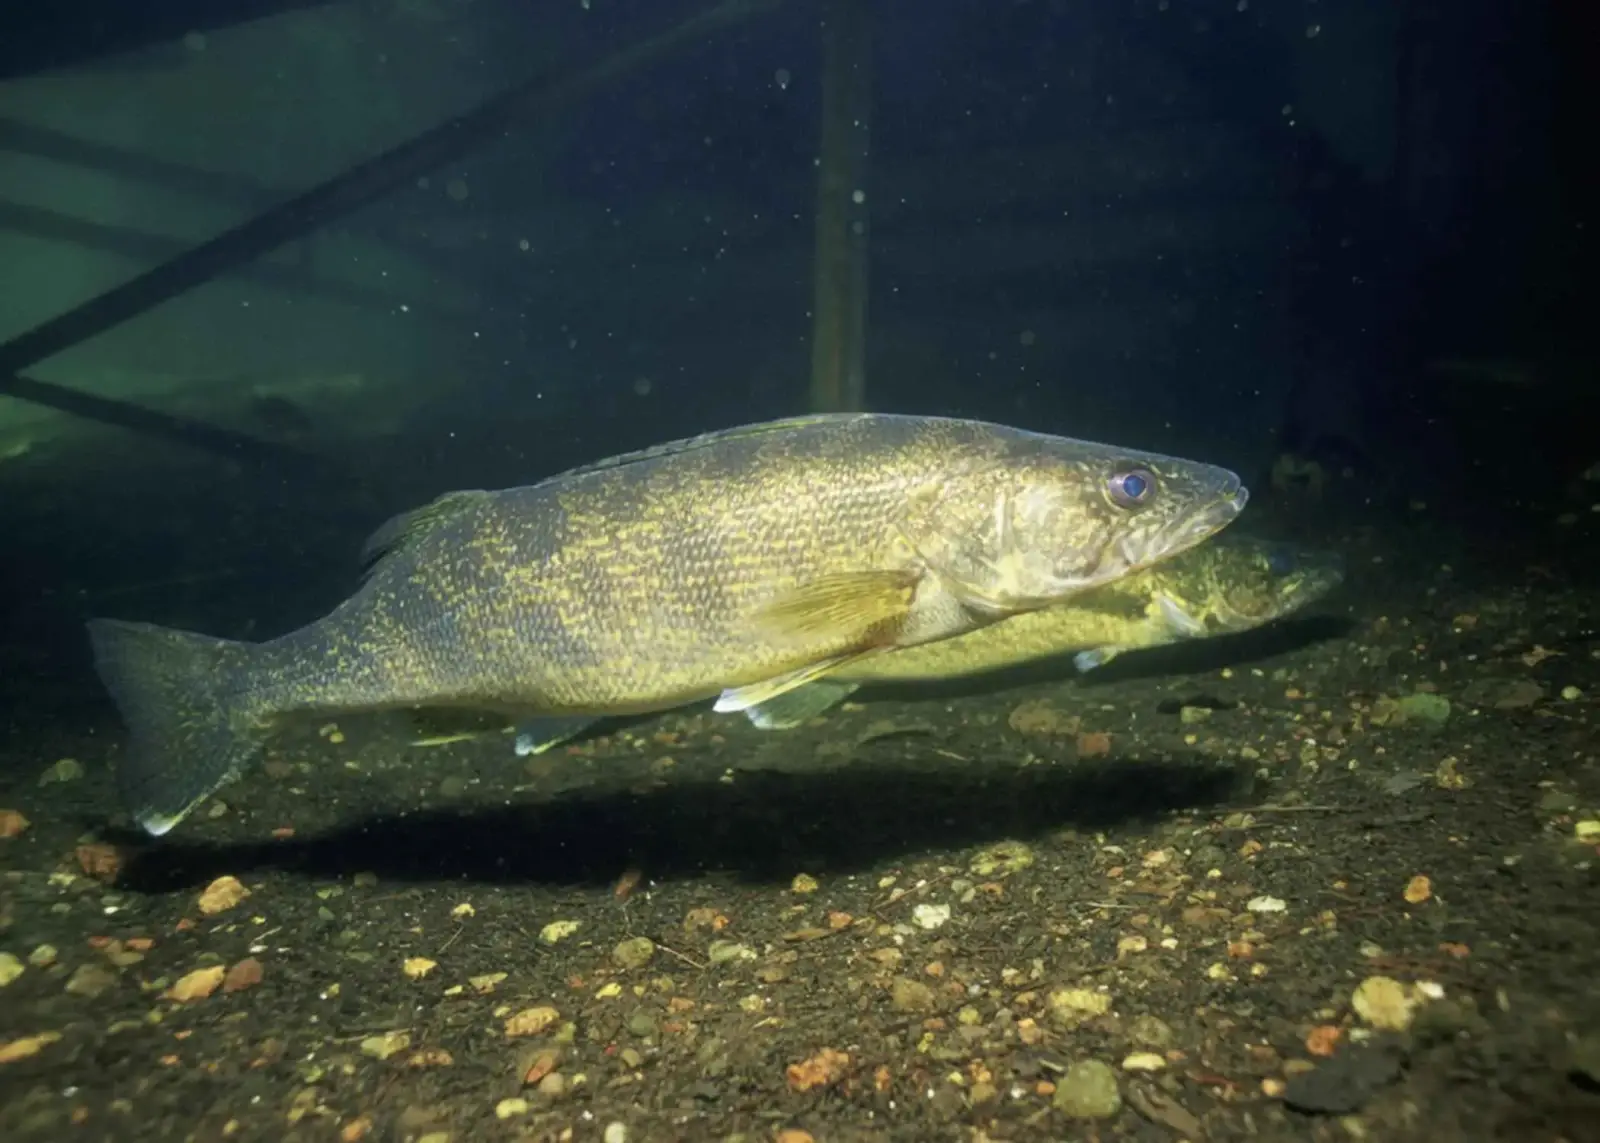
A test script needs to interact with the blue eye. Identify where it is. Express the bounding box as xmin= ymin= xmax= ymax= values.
xmin=1266 ymin=547 xmax=1297 ymax=577
xmin=1108 ymin=467 xmax=1155 ymax=508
